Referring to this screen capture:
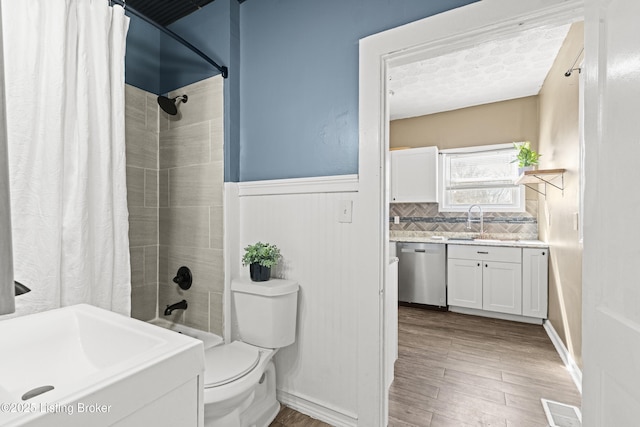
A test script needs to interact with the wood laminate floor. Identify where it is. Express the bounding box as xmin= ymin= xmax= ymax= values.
xmin=389 ymin=306 xmax=581 ymax=426
xmin=271 ymin=306 xmax=581 ymax=426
